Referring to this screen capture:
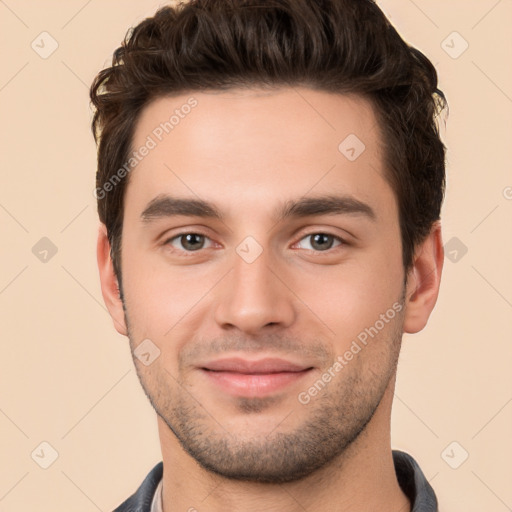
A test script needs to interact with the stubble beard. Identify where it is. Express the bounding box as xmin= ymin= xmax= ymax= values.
xmin=123 ymin=294 xmax=405 ymax=484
